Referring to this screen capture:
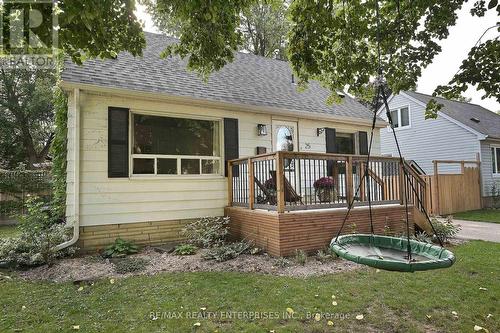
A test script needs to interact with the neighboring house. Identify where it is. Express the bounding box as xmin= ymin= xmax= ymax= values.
xmin=378 ymin=91 xmax=500 ymax=205
xmin=61 ymin=32 xmax=386 ymax=251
